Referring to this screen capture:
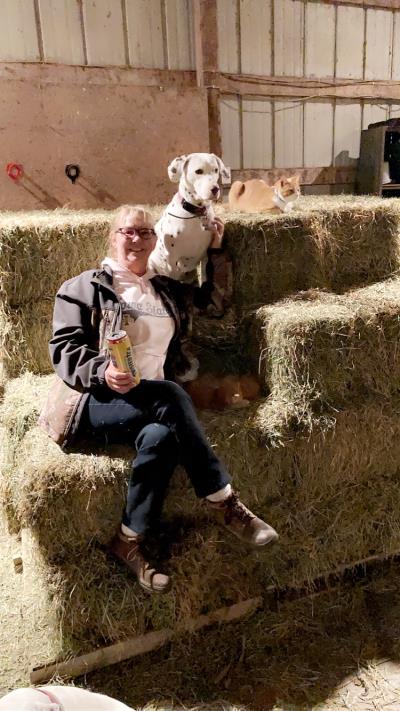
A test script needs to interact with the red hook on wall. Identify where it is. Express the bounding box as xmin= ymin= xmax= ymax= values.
xmin=6 ymin=163 xmax=24 ymax=181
